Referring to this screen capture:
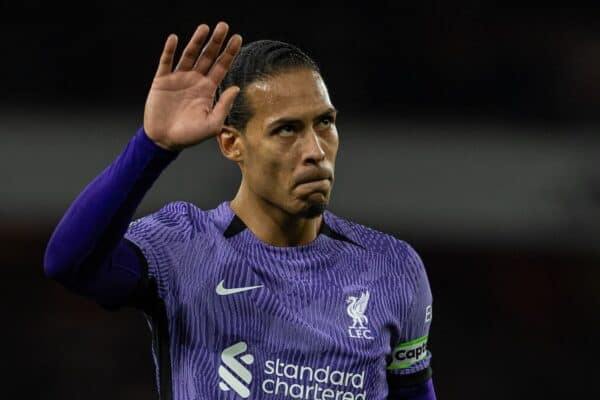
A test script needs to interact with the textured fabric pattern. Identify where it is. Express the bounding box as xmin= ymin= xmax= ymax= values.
xmin=125 ymin=201 xmax=433 ymax=400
